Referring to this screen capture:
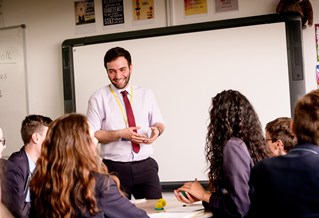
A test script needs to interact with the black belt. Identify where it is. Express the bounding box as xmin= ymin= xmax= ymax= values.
xmin=103 ymin=157 xmax=150 ymax=165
